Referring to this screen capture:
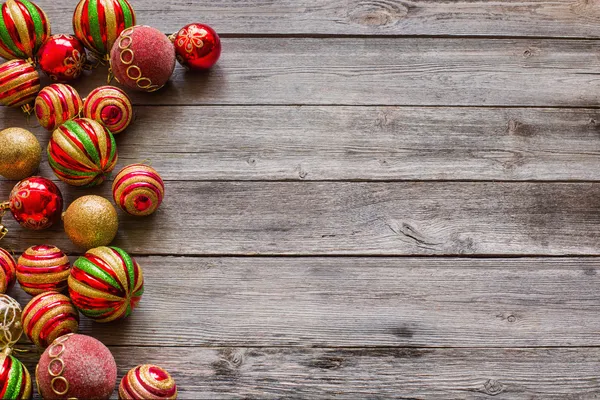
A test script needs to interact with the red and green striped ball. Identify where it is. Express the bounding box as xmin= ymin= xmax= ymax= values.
xmin=0 ymin=248 xmax=16 ymax=294
xmin=73 ymin=0 xmax=136 ymax=58
xmin=0 ymin=353 xmax=32 ymax=400
xmin=34 ymin=84 xmax=83 ymax=131
xmin=68 ymin=246 xmax=144 ymax=323
xmin=112 ymin=164 xmax=164 ymax=216
xmin=0 ymin=59 xmax=39 ymax=111
xmin=0 ymin=0 xmax=50 ymax=61
xmin=16 ymin=245 xmax=71 ymax=296
xmin=47 ymin=118 xmax=118 ymax=187
xmin=22 ymin=292 xmax=79 ymax=349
